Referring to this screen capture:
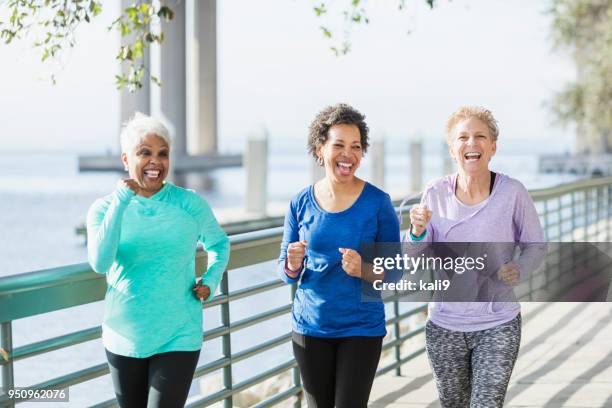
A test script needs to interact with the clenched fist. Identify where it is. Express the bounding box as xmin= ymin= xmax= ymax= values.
xmin=497 ymin=262 xmax=519 ymax=285
xmin=118 ymin=178 xmax=142 ymax=195
xmin=410 ymin=203 xmax=432 ymax=237
xmin=339 ymin=248 xmax=362 ymax=278
xmin=287 ymin=240 xmax=308 ymax=273
xmin=192 ymin=281 xmax=211 ymax=301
